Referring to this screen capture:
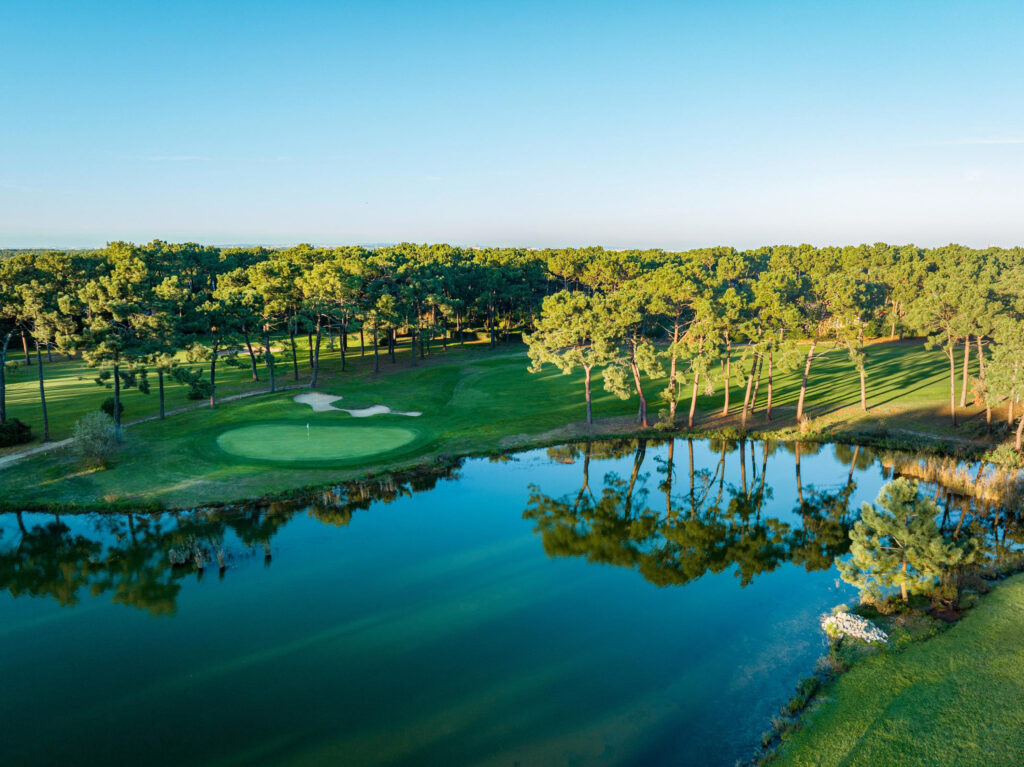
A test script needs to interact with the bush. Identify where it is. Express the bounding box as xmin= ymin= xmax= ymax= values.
xmin=100 ymin=397 xmax=124 ymax=419
xmin=0 ymin=418 xmax=32 ymax=447
xmin=171 ymin=366 xmax=212 ymax=400
xmin=71 ymin=412 xmax=119 ymax=468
